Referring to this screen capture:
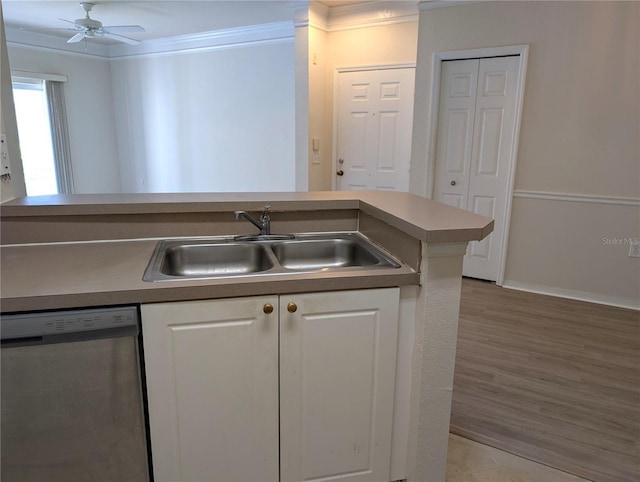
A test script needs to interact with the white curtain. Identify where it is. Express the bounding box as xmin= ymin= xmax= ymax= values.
xmin=45 ymin=80 xmax=75 ymax=194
